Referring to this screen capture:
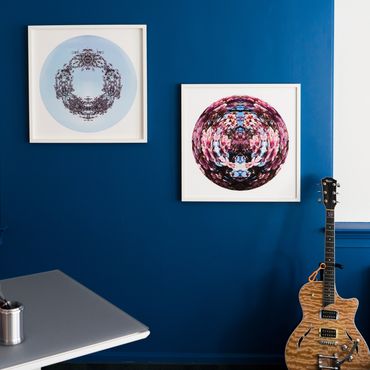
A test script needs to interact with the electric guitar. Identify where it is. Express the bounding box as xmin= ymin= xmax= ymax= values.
xmin=285 ymin=177 xmax=370 ymax=369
